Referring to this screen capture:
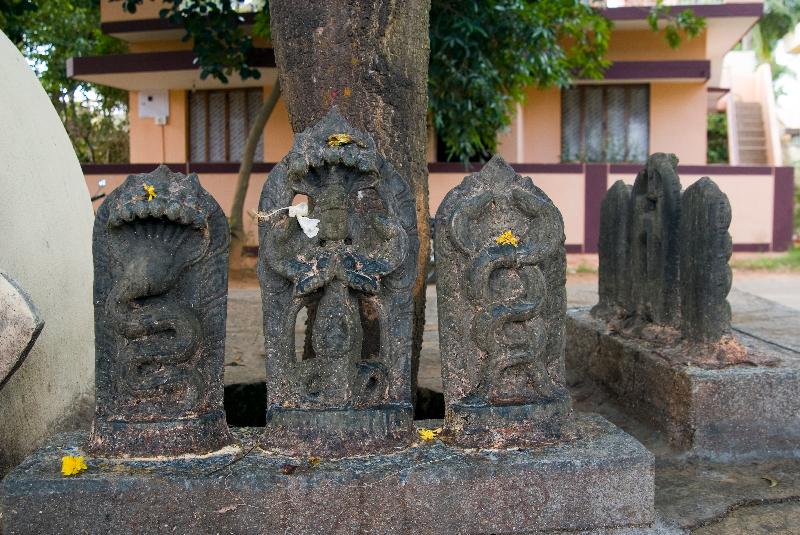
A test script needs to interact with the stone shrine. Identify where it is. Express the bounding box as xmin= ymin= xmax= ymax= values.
xmin=592 ymin=180 xmax=631 ymax=319
xmin=88 ymin=165 xmax=234 ymax=457
xmin=2 ymin=150 xmax=655 ymax=535
xmin=258 ymin=108 xmax=419 ymax=456
xmin=435 ymin=155 xmax=571 ymax=448
xmin=568 ymin=154 xmax=800 ymax=458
